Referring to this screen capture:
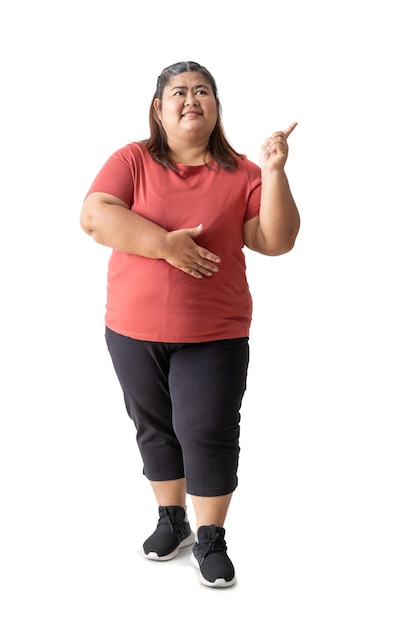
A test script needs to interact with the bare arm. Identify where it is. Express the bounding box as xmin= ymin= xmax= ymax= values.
xmin=80 ymin=192 xmax=221 ymax=279
xmin=243 ymin=123 xmax=300 ymax=256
